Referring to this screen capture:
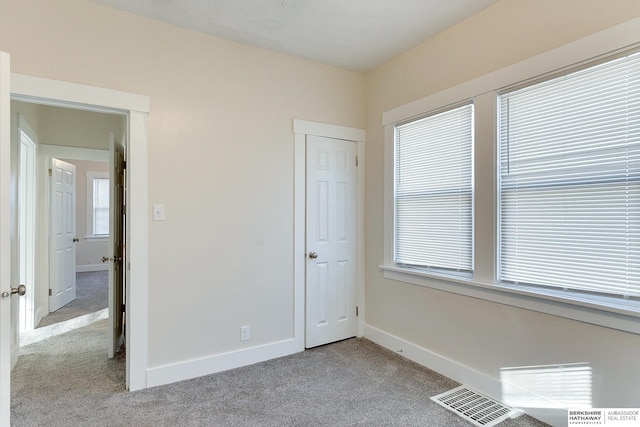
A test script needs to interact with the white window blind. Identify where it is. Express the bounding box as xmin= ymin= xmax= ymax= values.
xmin=394 ymin=103 xmax=473 ymax=273
xmin=499 ymin=51 xmax=640 ymax=298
